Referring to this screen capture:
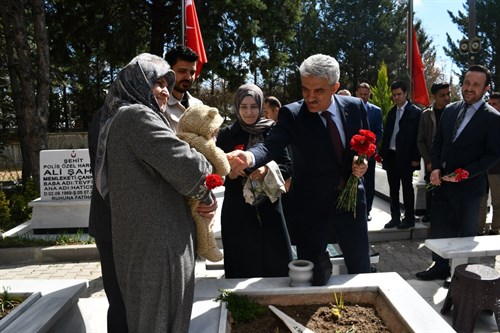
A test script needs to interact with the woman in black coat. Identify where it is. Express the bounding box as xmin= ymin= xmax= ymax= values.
xmin=217 ymin=83 xmax=293 ymax=278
